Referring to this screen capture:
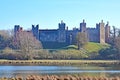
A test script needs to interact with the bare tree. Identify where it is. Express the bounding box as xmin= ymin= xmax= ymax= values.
xmin=117 ymin=29 xmax=120 ymax=37
xmin=76 ymin=32 xmax=88 ymax=50
xmin=112 ymin=26 xmax=116 ymax=38
xmin=0 ymin=30 xmax=10 ymax=38
xmin=0 ymin=30 xmax=14 ymax=49
xmin=115 ymin=37 xmax=120 ymax=52
xmin=109 ymin=27 xmax=120 ymax=55
xmin=109 ymin=26 xmax=120 ymax=46
xmin=15 ymin=31 xmax=42 ymax=59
